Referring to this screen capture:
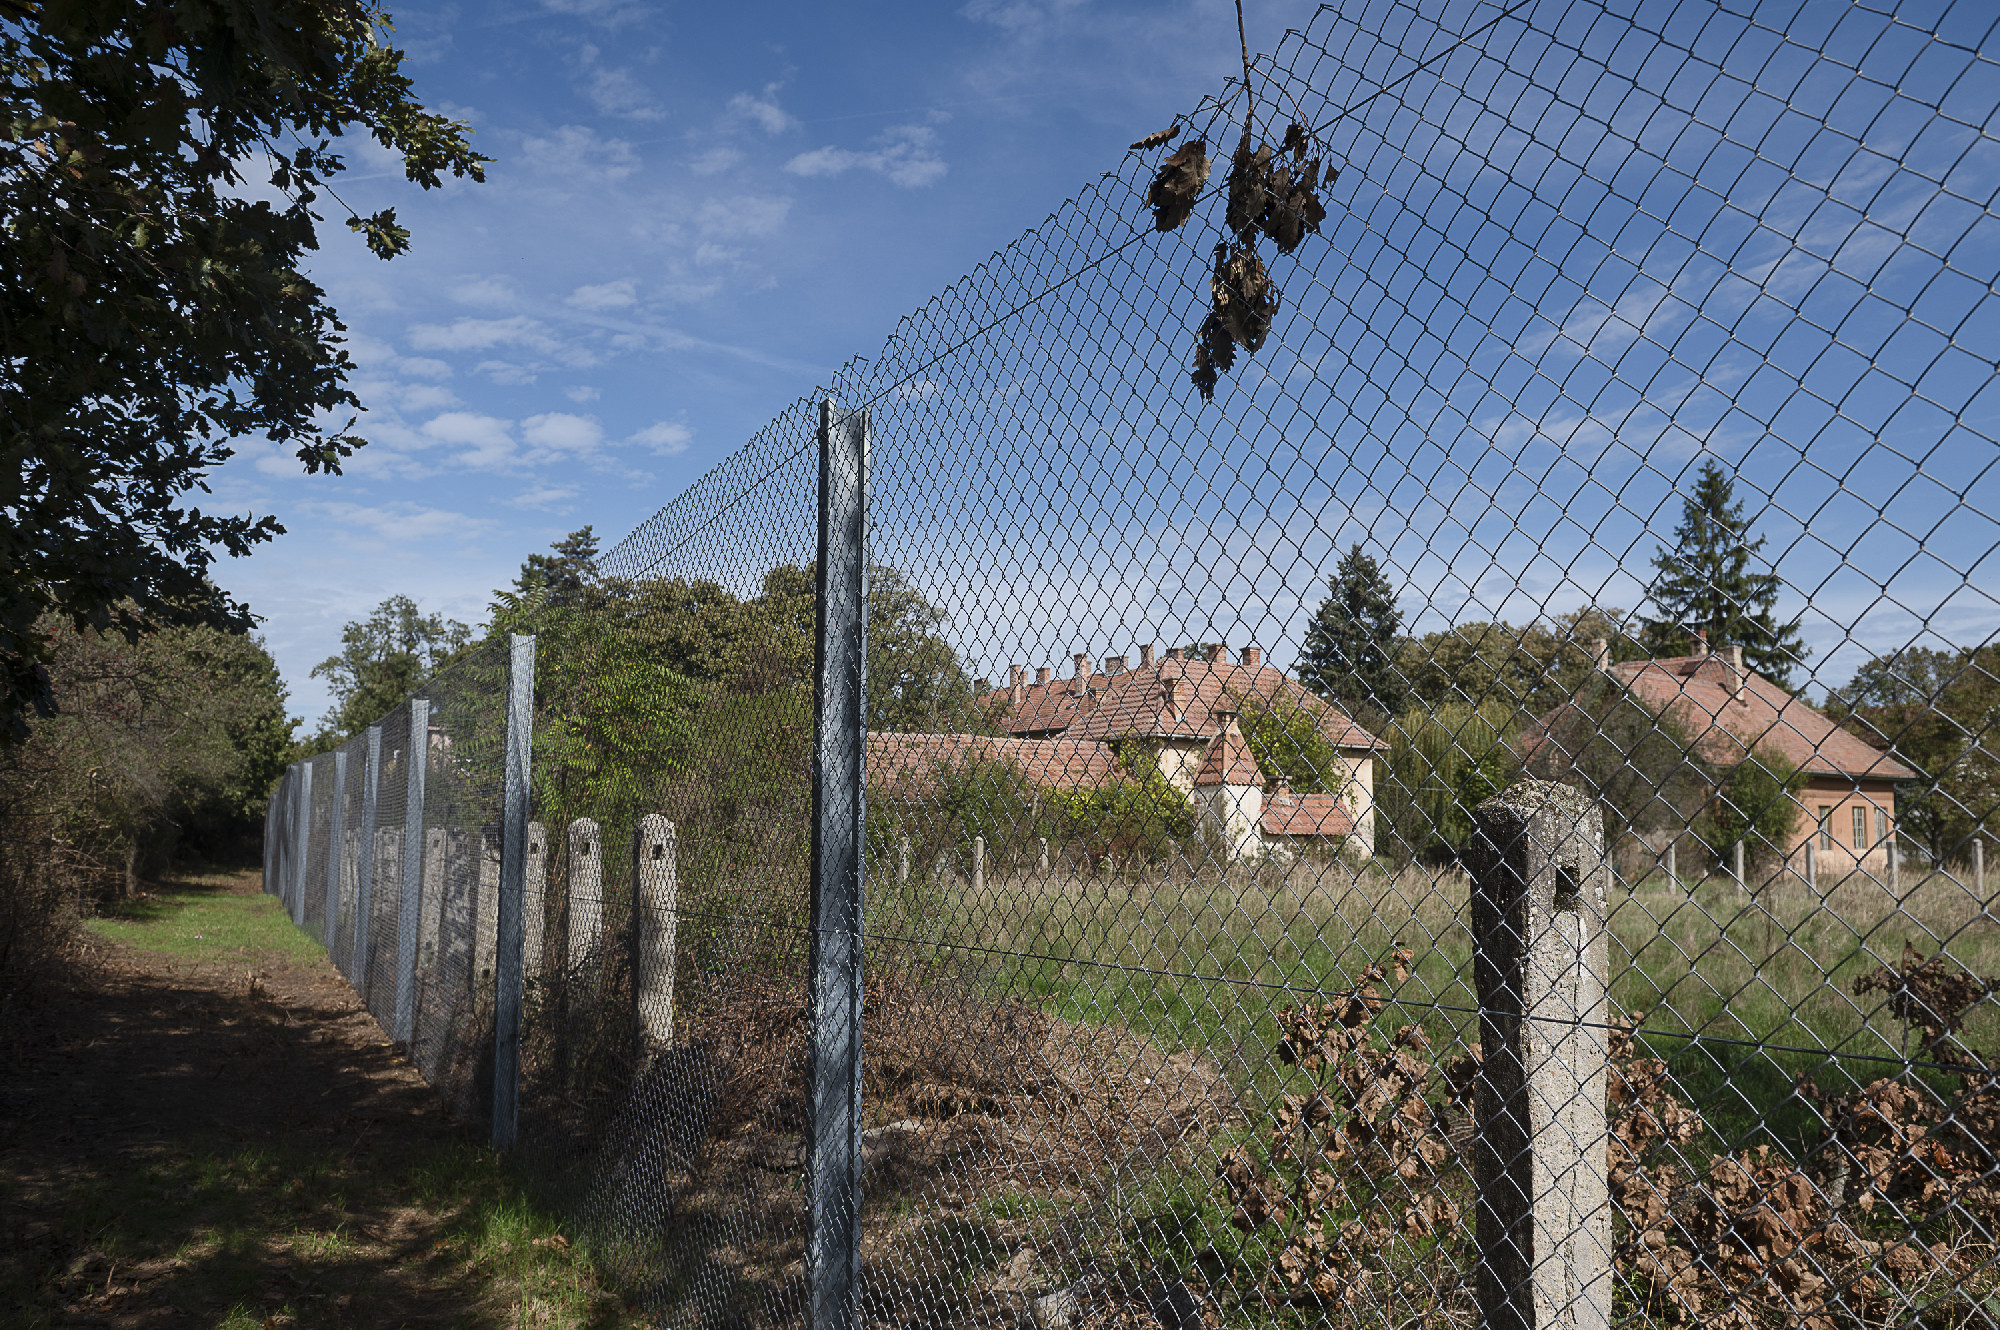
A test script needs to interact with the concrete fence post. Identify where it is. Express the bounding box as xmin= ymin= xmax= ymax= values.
xmin=972 ymin=835 xmax=985 ymax=894
xmin=1663 ymin=840 xmax=1674 ymax=889
xmin=354 ymin=725 xmax=382 ymax=990
xmin=291 ymin=760 xmax=312 ymax=927
xmin=635 ymin=814 xmax=677 ymax=1049
xmin=897 ymin=832 xmax=910 ymax=887
xmin=394 ymin=697 xmax=429 ymax=1044
xmin=525 ymin=821 xmax=548 ymax=977
xmin=493 ymin=632 xmax=534 ymax=1151
xmin=1977 ymin=840 xmax=1986 ymax=908
xmin=568 ymin=817 xmax=603 ymax=990
xmin=1888 ymin=840 xmax=1899 ymax=893
xmin=1465 ymin=780 xmax=1611 ymax=1330
xmin=421 ymin=827 xmax=449 ymax=976
xmin=1731 ymin=839 xmax=1745 ymax=894
xmin=476 ymin=833 xmax=500 ymax=982
xmin=1038 ymin=837 xmax=1050 ymax=874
